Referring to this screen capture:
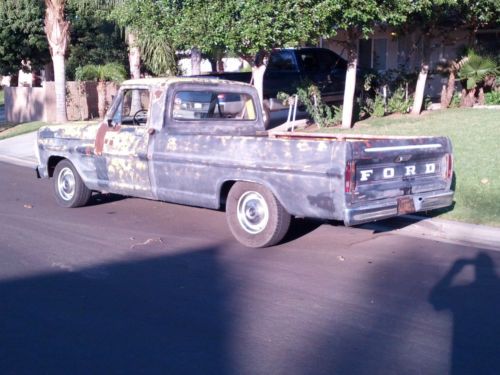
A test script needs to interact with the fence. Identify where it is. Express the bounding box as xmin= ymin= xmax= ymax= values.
xmin=4 ymin=81 xmax=119 ymax=124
